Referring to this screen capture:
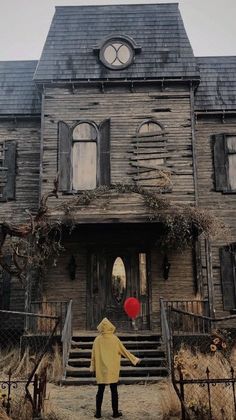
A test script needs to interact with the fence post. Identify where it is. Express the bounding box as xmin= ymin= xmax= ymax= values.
xmin=231 ymin=367 xmax=236 ymax=415
xmin=206 ymin=367 xmax=212 ymax=420
xmin=178 ymin=367 xmax=186 ymax=420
